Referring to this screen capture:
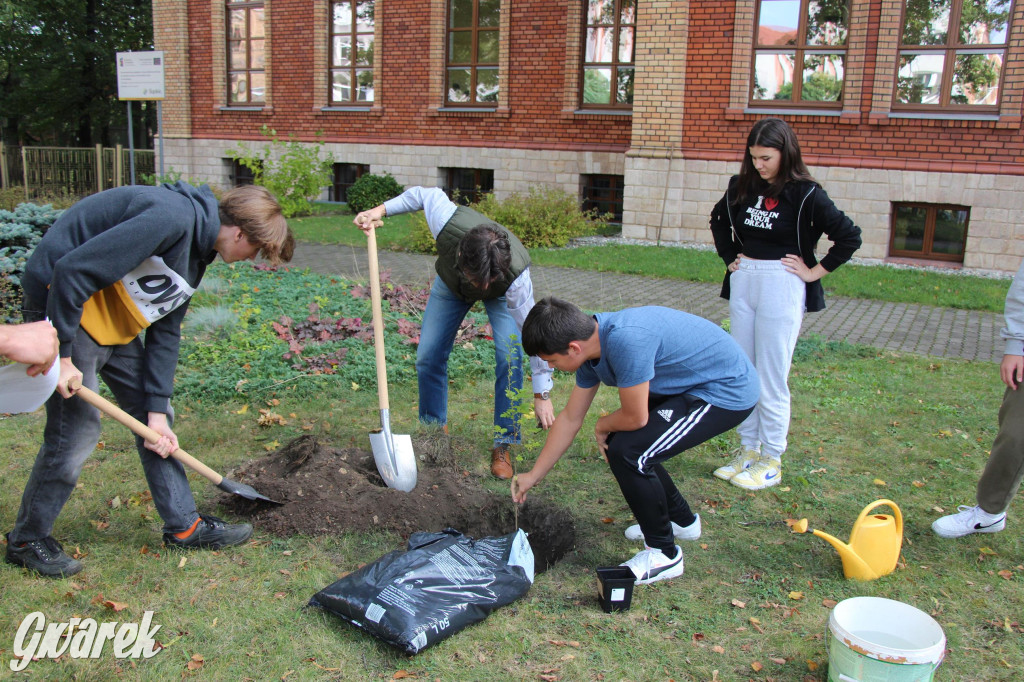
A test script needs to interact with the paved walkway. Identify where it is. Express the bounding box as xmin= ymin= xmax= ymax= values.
xmin=289 ymin=241 xmax=1006 ymax=364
